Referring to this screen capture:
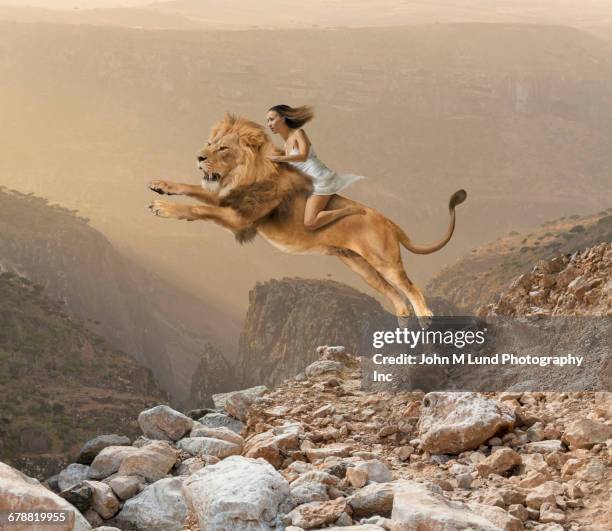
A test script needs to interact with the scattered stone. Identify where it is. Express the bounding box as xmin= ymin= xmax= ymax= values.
xmin=305 ymin=360 xmax=344 ymax=378
xmin=198 ymin=412 xmax=245 ymax=434
xmin=116 ymin=477 xmax=187 ymax=531
xmin=176 ymin=437 xmax=242 ymax=459
xmin=347 ymin=481 xmax=396 ymax=517
xmin=524 ymin=440 xmax=565 ymax=454
xmin=118 ymin=440 xmax=179 ymax=482
xmin=347 ymin=467 xmax=368 ymax=487
xmin=392 ymin=481 xmax=500 ymax=530
xmin=396 ymin=446 xmax=414 ymax=461
xmin=77 ymin=434 xmax=131 ymax=465
xmin=418 ymin=392 xmax=515 ymax=454
xmin=58 ymin=463 xmax=91 ymax=491
xmin=138 ymin=405 xmax=194 ymax=441
xmin=182 ymin=455 xmax=289 ymax=530
xmin=562 ymin=419 xmax=612 ymax=449
xmin=59 ymin=482 xmax=92 ymax=513
xmin=190 ymin=424 xmax=245 ymax=445
xmin=507 ymin=503 xmax=529 ymax=522
xmin=108 ymin=475 xmax=144 ymax=501
xmin=469 ymin=503 xmax=525 ymax=531
xmin=83 ymin=480 xmax=120 ymax=520
xmin=306 ymin=443 xmax=353 ymax=462
xmin=89 ymin=446 xmax=139 ymax=480
xmin=456 ymin=473 xmax=473 ymax=489
xmin=288 ymin=498 xmax=348 ymax=529
xmin=353 ymin=460 xmax=393 ymax=483
xmin=477 ymin=448 xmax=522 ymax=477
xmin=539 ymin=502 xmax=566 ymax=524
xmin=575 ymin=459 xmax=606 ymax=482
xmin=224 ymin=385 xmax=269 ymax=421
xmin=525 ymin=481 xmax=564 ymax=509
